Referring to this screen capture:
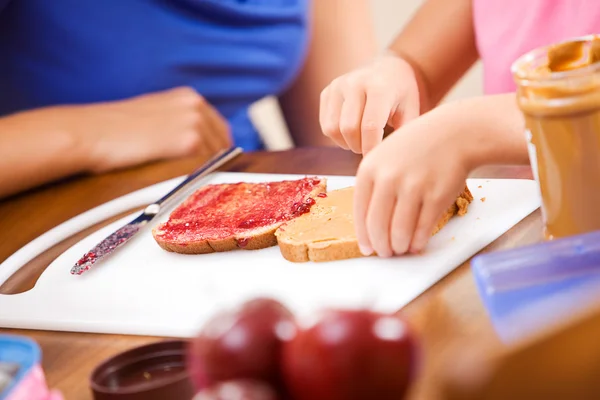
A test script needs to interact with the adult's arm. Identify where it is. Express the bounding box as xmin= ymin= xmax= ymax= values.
xmin=0 ymin=107 xmax=90 ymax=199
xmin=0 ymin=88 xmax=231 ymax=199
xmin=278 ymin=0 xmax=378 ymax=147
